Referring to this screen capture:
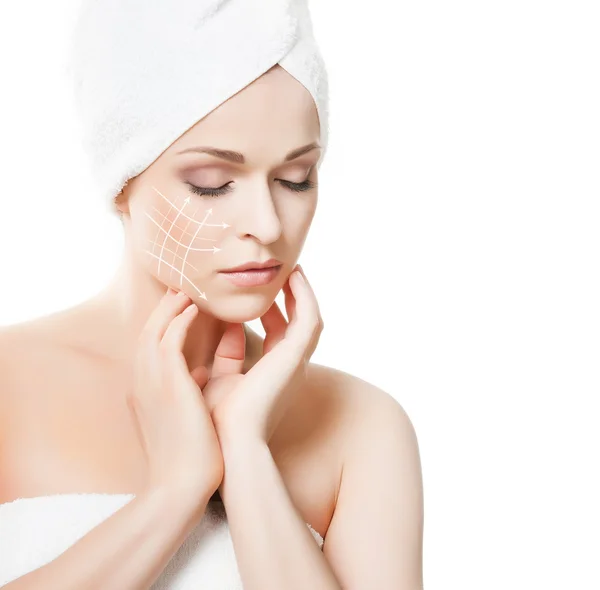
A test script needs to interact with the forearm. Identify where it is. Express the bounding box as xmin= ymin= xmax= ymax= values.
xmin=3 ymin=485 xmax=210 ymax=590
xmin=219 ymin=440 xmax=341 ymax=590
